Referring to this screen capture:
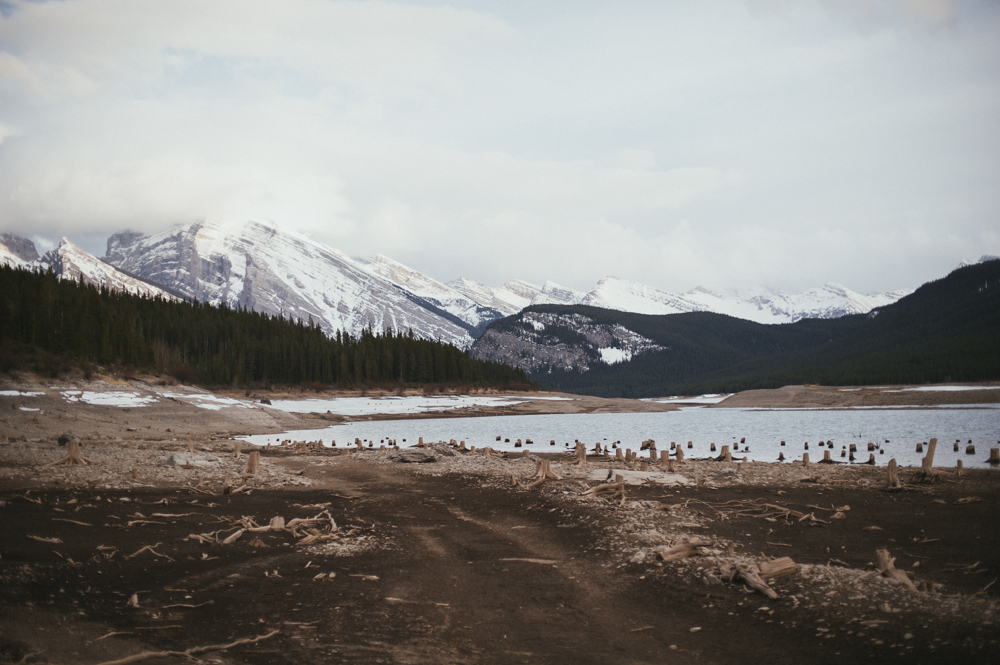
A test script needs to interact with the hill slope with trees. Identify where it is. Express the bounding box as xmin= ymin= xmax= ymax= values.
xmin=471 ymin=259 xmax=1000 ymax=397
xmin=0 ymin=265 xmax=530 ymax=389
